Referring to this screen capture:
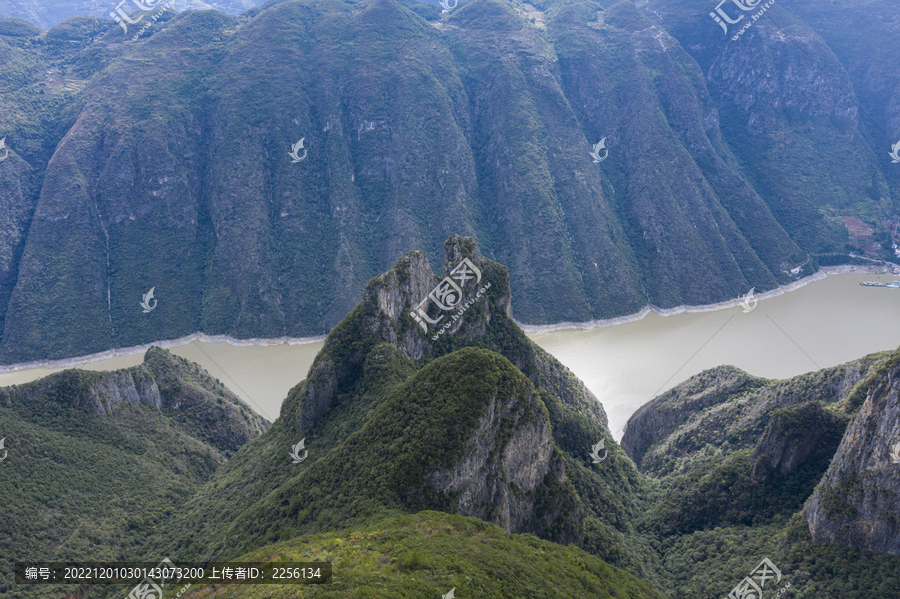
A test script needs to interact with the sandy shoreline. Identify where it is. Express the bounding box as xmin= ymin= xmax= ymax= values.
xmin=1 ymin=263 xmax=897 ymax=375
xmin=516 ymin=263 xmax=900 ymax=334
